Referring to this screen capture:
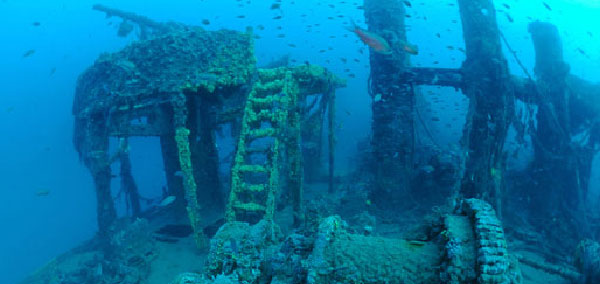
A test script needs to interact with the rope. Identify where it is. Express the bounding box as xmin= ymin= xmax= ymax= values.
xmin=499 ymin=31 xmax=533 ymax=81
